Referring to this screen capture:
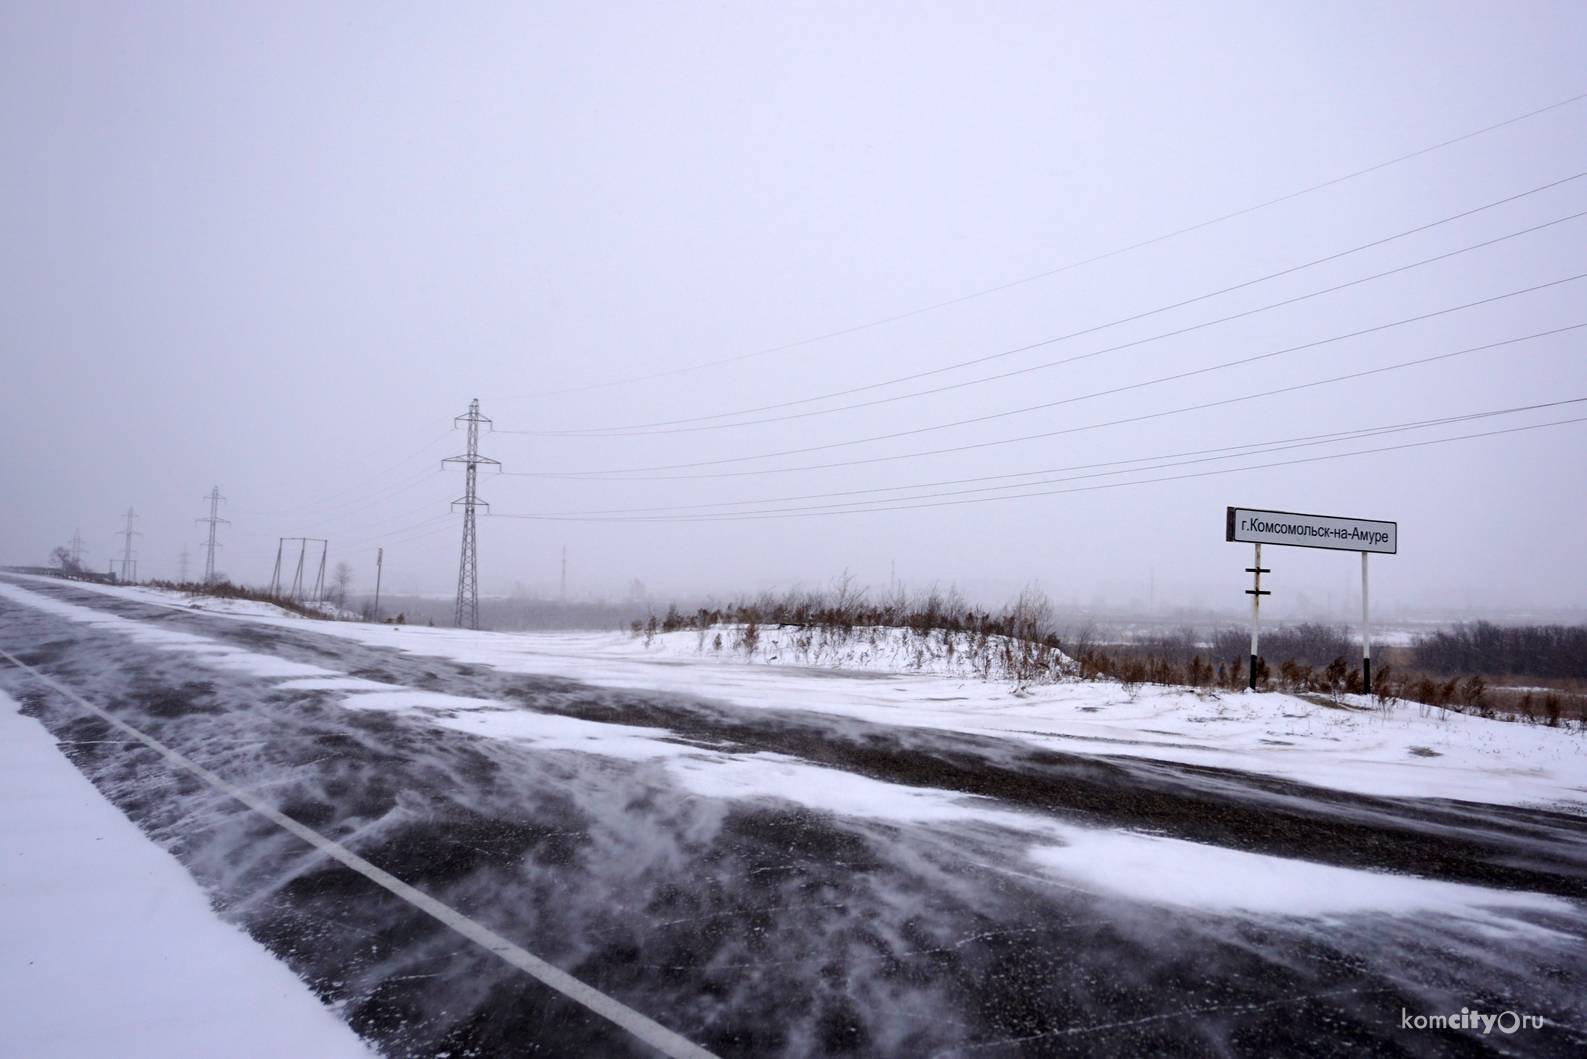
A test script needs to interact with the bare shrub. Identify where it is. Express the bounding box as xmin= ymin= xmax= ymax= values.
xmin=1252 ymin=656 xmax=1271 ymax=690
xmin=1372 ymin=664 xmax=1400 ymax=713
xmin=1278 ymin=659 xmax=1313 ymax=691
xmin=736 ymin=619 xmax=760 ymax=657
xmin=1117 ymin=657 xmax=1146 ymax=699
